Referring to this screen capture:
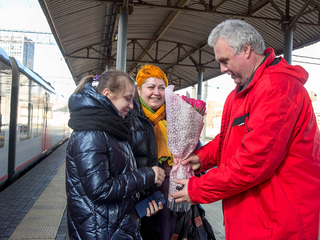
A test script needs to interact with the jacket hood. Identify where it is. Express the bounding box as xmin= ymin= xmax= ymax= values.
xmin=246 ymin=48 xmax=309 ymax=91
xmin=68 ymin=82 xmax=121 ymax=117
xmin=267 ymin=48 xmax=308 ymax=85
